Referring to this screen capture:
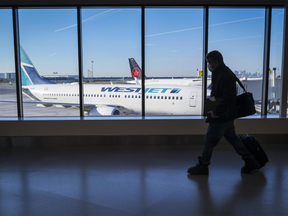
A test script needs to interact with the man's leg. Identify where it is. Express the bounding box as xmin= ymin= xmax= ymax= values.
xmin=223 ymin=121 xmax=261 ymax=174
xmin=198 ymin=122 xmax=228 ymax=165
xmin=188 ymin=122 xmax=227 ymax=175
xmin=223 ymin=120 xmax=251 ymax=159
